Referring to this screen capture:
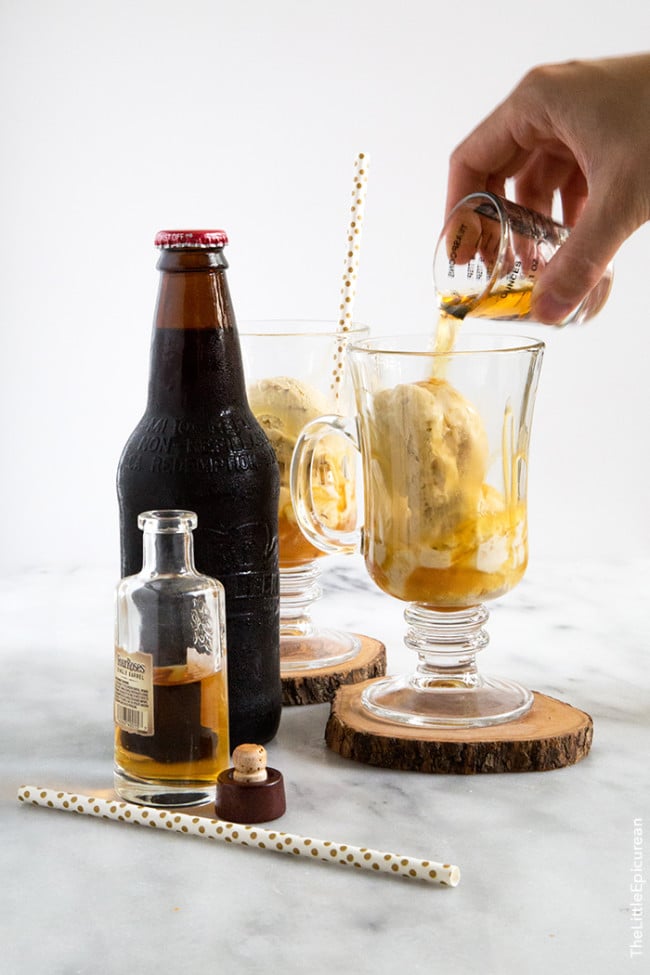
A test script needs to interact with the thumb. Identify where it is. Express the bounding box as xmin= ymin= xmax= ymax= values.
xmin=531 ymin=199 xmax=622 ymax=324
